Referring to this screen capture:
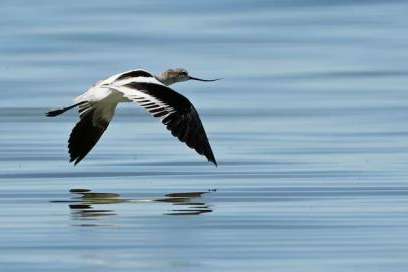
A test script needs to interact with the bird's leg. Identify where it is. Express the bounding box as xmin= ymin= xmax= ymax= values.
xmin=46 ymin=101 xmax=87 ymax=117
